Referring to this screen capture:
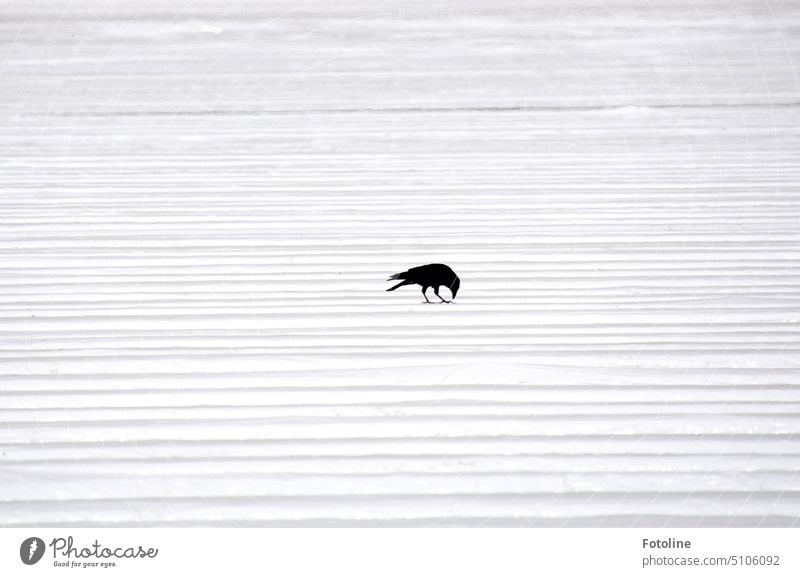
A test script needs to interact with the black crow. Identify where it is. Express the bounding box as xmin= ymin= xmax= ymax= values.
xmin=386 ymin=263 xmax=460 ymax=303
